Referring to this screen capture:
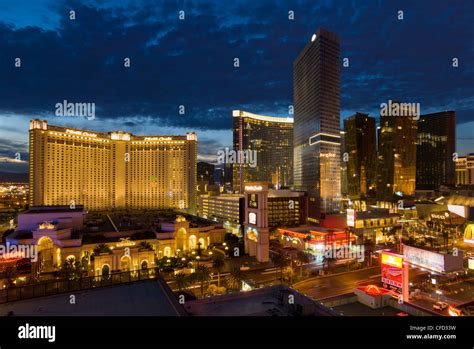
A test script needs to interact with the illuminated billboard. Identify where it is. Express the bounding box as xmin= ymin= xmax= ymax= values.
xmin=248 ymin=193 xmax=258 ymax=208
xmin=464 ymin=224 xmax=474 ymax=244
xmin=248 ymin=212 xmax=257 ymax=225
xmin=347 ymin=209 xmax=356 ymax=227
xmin=403 ymin=245 xmax=445 ymax=273
xmin=381 ymin=252 xmax=403 ymax=291
xmin=246 ymin=226 xmax=258 ymax=242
